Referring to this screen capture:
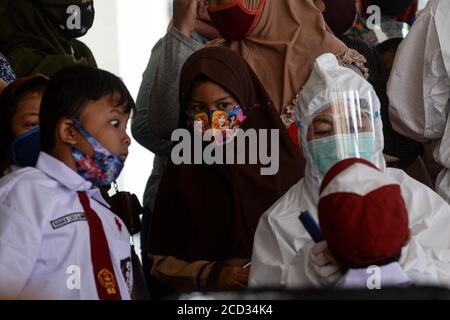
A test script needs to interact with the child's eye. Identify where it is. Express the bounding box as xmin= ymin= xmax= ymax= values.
xmin=218 ymin=103 xmax=230 ymax=110
xmin=110 ymin=119 xmax=120 ymax=127
xmin=25 ymin=122 xmax=39 ymax=129
xmin=193 ymin=105 xmax=206 ymax=113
